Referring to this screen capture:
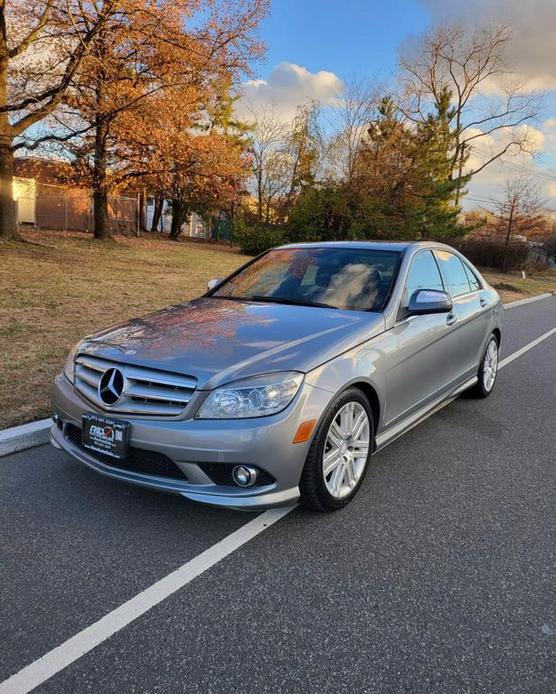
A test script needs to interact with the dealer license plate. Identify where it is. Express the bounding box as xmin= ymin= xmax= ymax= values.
xmin=82 ymin=414 xmax=130 ymax=459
